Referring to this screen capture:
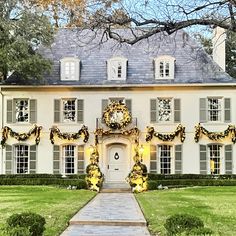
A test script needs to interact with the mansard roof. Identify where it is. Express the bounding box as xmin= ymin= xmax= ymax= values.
xmin=4 ymin=28 xmax=235 ymax=85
